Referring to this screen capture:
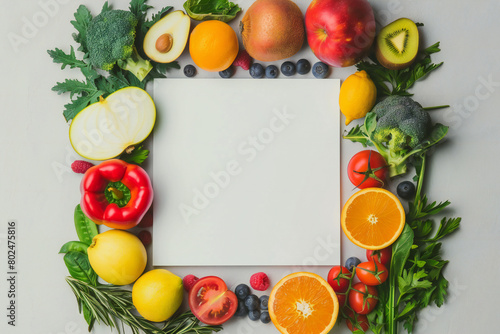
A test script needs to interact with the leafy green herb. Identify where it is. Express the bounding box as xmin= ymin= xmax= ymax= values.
xmin=48 ymin=0 xmax=179 ymax=122
xmin=64 ymin=252 xmax=98 ymax=286
xmin=59 ymin=241 xmax=89 ymax=254
xmin=183 ymin=0 xmax=241 ymax=22
xmin=74 ymin=204 xmax=98 ymax=245
xmin=119 ymin=145 xmax=150 ymax=164
xmin=367 ymin=154 xmax=461 ymax=334
xmin=356 ymin=42 xmax=443 ymax=97
xmin=66 ymin=277 xmax=223 ymax=334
